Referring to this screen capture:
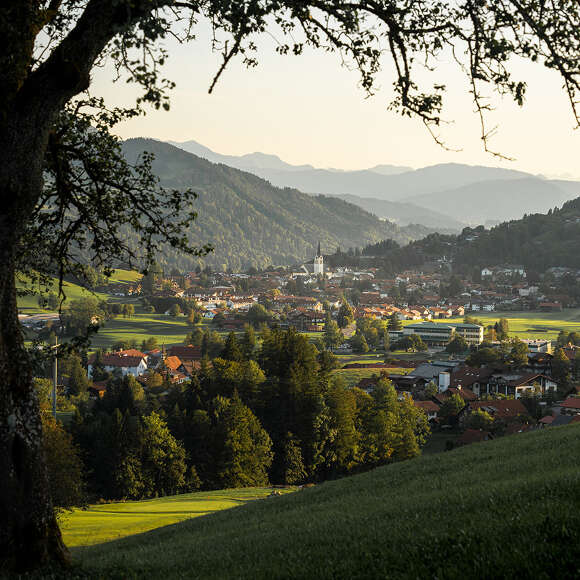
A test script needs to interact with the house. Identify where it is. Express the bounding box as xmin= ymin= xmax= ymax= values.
xmin=521 ymin=340 xmax=553 ymax=354
xmin=402 ymin=322 xmax=454 ymax=347
xmin=464 ymin=399 xmax=529 ymax=423
xmin=88 ymin=381 xmax=108 ymax=399
xmin=88 ymin=349 xmax=148 ymax=378
xmin=478 ymin=372 xmax=557 ymax=399
xmin=559 ymin=397 xmax=580 ymax=415
xmin=167 ymin=345 xmax=202 ymax=361
xmin=414 ymin=400 xmax=440 ymax=422
xmin=287 ymin=309 xmax=326 ymax=331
